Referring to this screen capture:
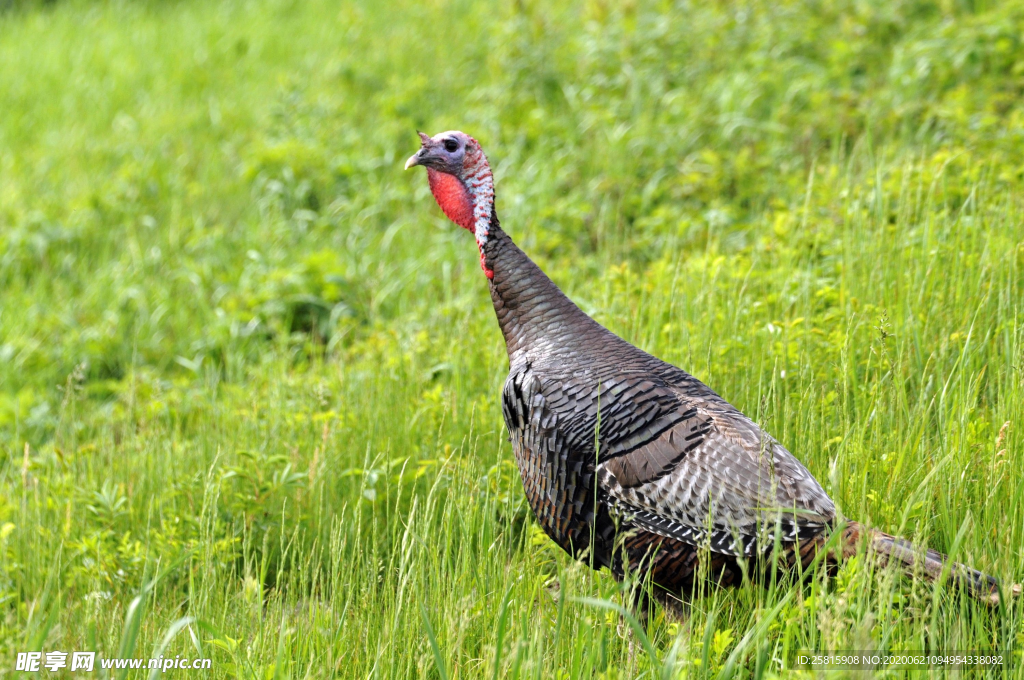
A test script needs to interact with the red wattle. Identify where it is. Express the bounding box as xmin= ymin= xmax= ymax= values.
xmin=427 ymin=168 xmax=474 ymax=232
xmin=425 ymin=165 xmax=493 ymax=278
